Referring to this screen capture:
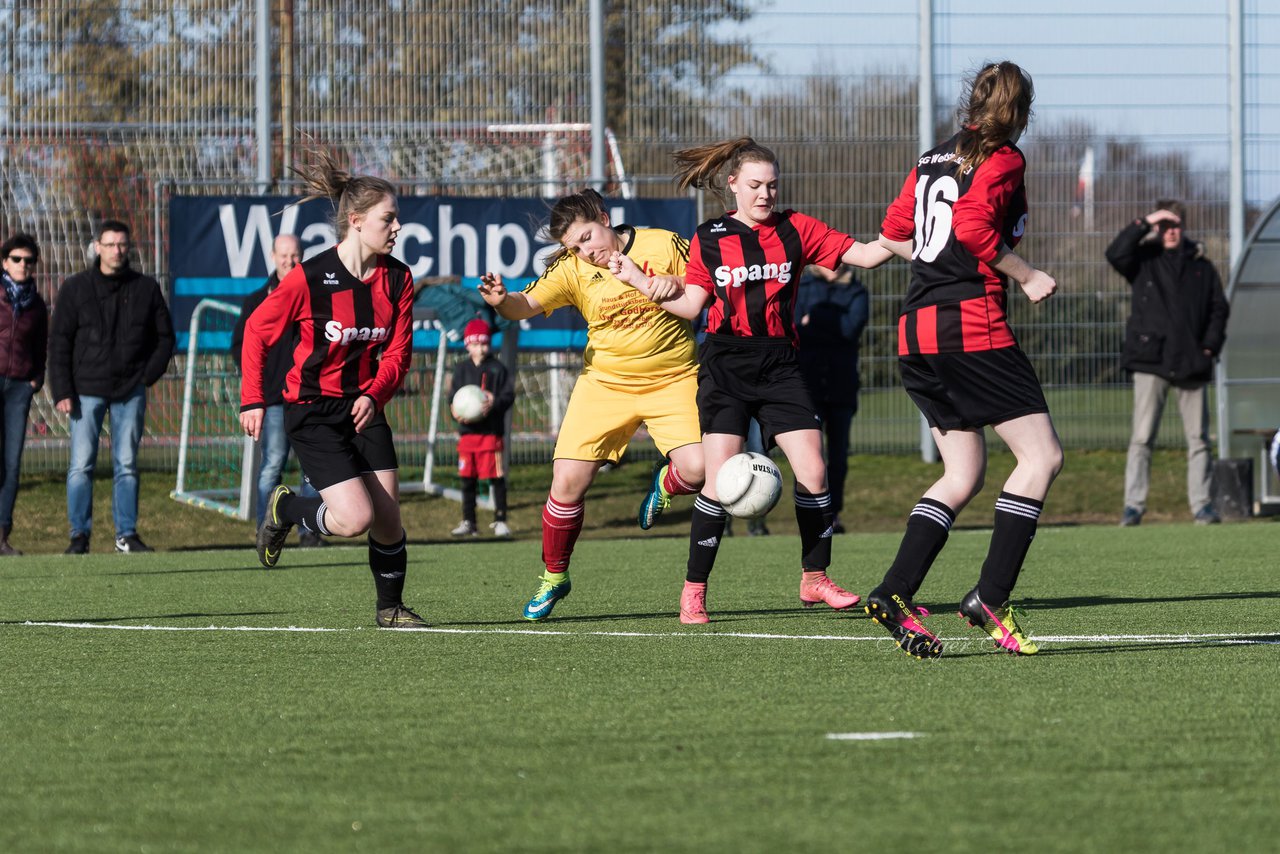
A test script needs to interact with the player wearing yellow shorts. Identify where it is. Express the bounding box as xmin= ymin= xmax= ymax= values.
xmin=479 ymin=188 xmax=704 ymax=621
